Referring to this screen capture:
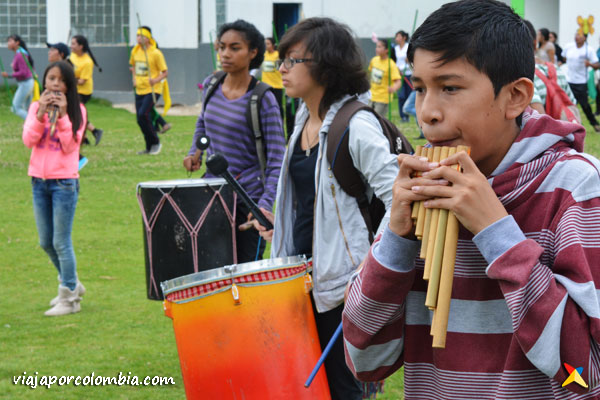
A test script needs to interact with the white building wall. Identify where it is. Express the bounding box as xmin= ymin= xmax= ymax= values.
xmin=46 ymin=0 xmax=71 ymax=43
xmin=524 ymin=0 xmax=559 ymax=35
xmin=558 ymin=0 xmax=600 ymax=50
xmin=129 ymin=0 xmax=198 ymax=48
